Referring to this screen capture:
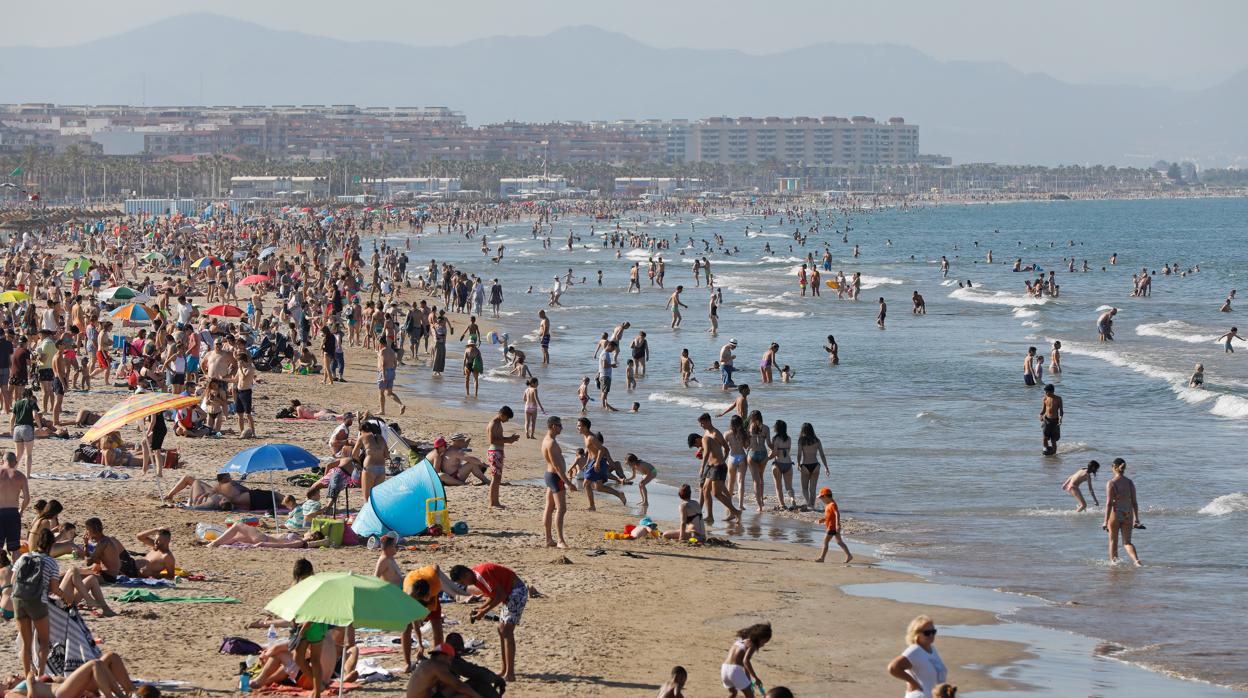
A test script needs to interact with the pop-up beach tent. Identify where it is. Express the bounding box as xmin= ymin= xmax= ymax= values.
xmin=351 ymin=458 xmax=447 ymax=538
